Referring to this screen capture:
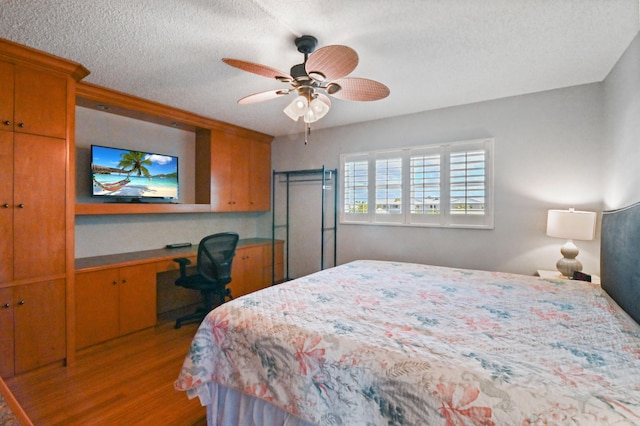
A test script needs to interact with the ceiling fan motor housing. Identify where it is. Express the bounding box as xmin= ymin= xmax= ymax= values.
xmin=295 ymin=35 xmax=318 ymax=55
